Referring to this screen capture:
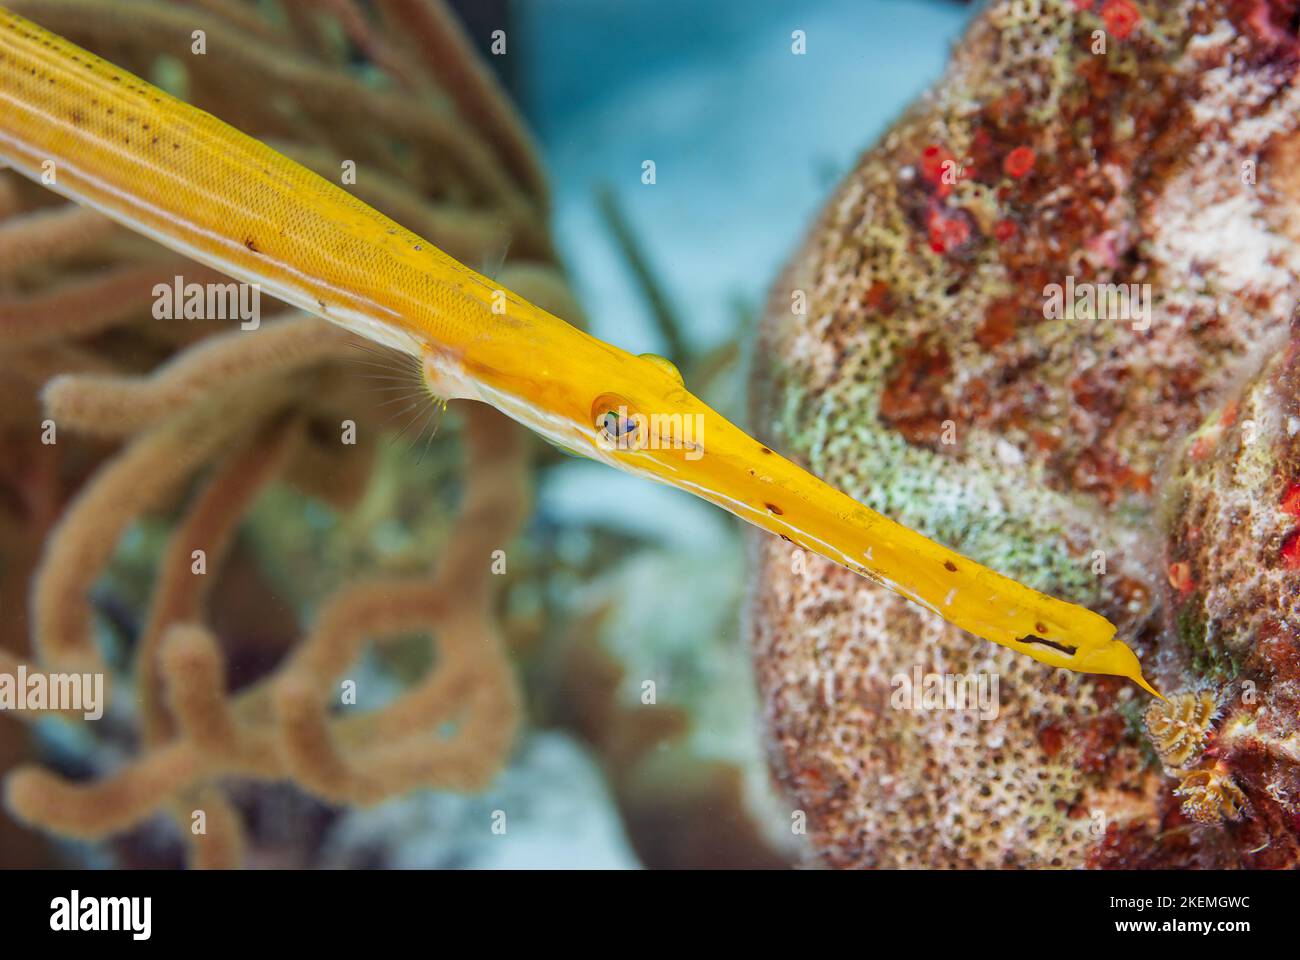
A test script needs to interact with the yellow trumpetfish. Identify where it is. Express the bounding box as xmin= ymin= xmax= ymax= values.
xmin=0 ymin=5 xmax=1160 ymax=695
